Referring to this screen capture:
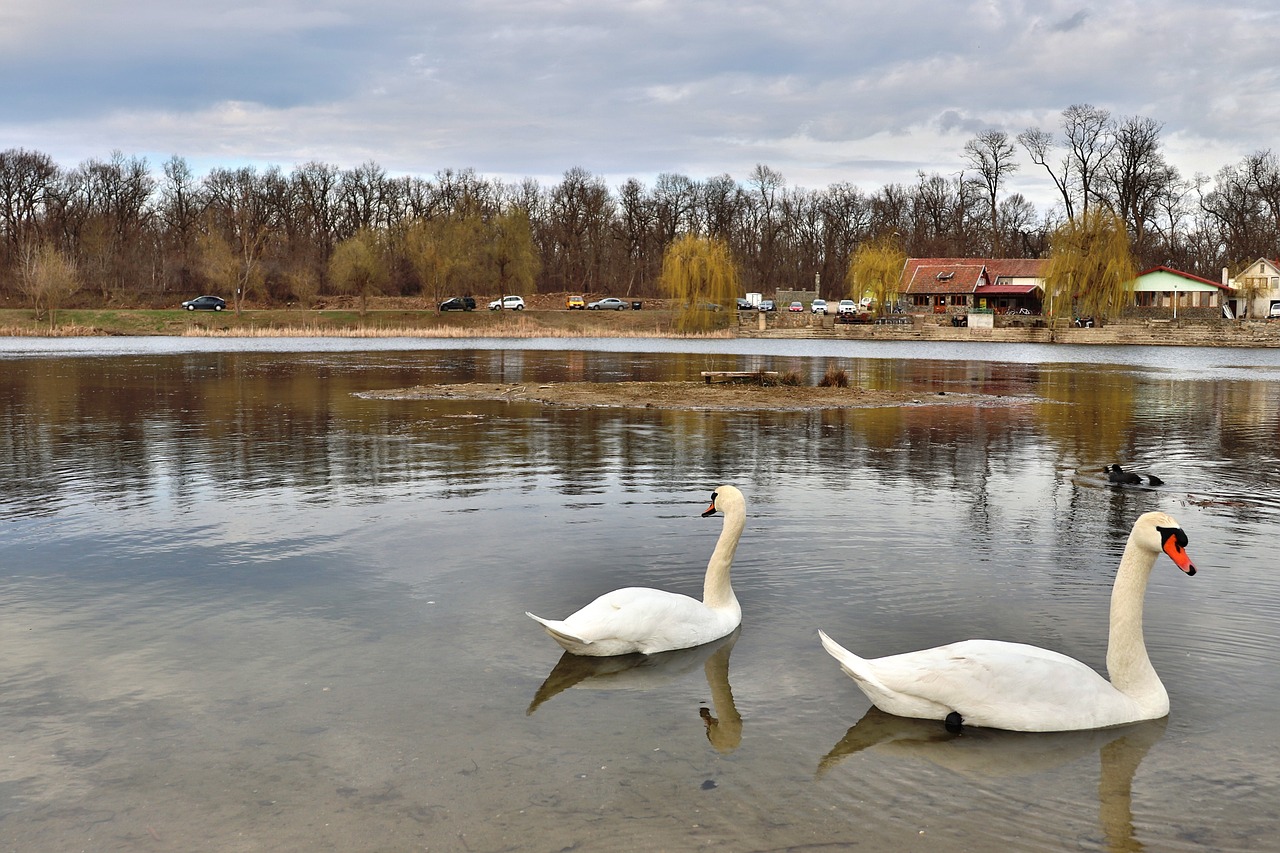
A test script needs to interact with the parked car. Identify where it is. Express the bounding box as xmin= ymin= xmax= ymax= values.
xmin=837 ymin=299 xmax=858 ymax=315
xmin=787 ymin=301 xmax=804 ymax=312
xmin=181 ymin=295 xmax=226 ymax=311
xmin=735 ymin=298 xmax=753 ymax=310
xmin=1270 ymin=303 xmax=1280 ymax=318
xmin=439 ymin=296 xmax=476 ymax=312
xmin=811 ymin=299 xmax=828 ymax=315
xmin=489 ymin=295 xmax=526 ymax=310
xmin=758 ymin=299 xmax=776 ymax=312
xmin=587 ymin=297 xmax=629 ymax=310
xmin=566 ymin=295 xmax=585 ymax=309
